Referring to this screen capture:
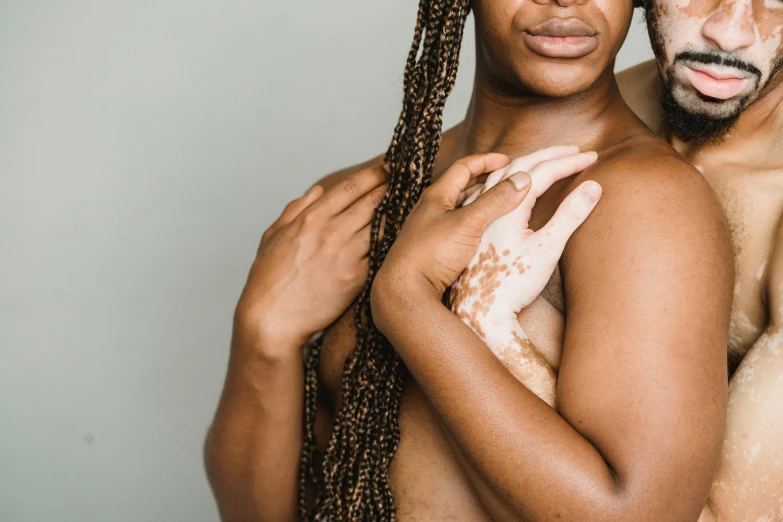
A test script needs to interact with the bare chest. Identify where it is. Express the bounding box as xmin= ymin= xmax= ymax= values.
xmin=710 ymin=176 xmax=778 ymax=370
xmin=317 ymin=308 xmax=501 ymax=520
